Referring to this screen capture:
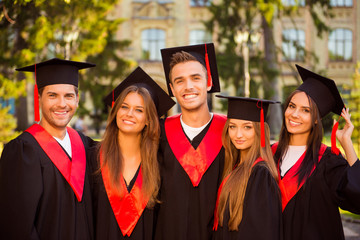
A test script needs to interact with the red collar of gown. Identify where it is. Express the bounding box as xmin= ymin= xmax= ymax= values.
xmin=165 ymin=113 xmax=227 ymax=187
xmin=26 ymin=124 xmax=86 ymax=201
xmin=272 ymin=142 xmax=327 ymax=211
xmin=100 ymin=151 xmax=149 ymax=237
